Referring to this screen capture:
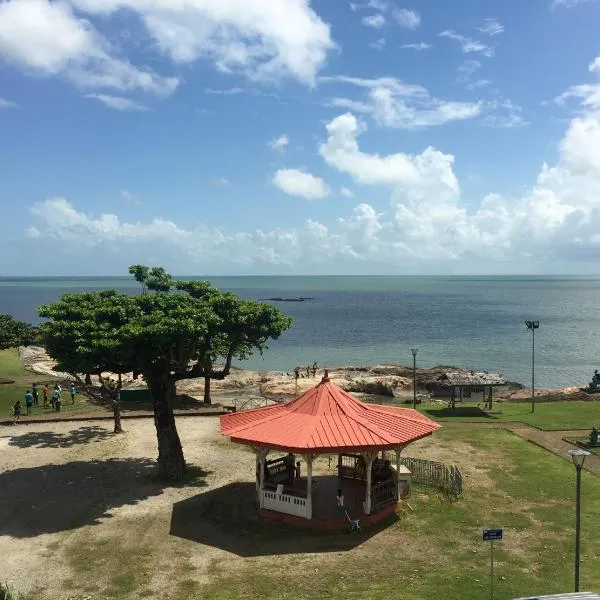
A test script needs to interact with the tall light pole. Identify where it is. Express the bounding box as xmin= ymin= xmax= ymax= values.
xmin=411 ymin=348 xmax=418 ymax=409
xmin=568 ymin=447 xmax=590 ymax=593
xmin=525 ymin=321 xmax=539 ymax=413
